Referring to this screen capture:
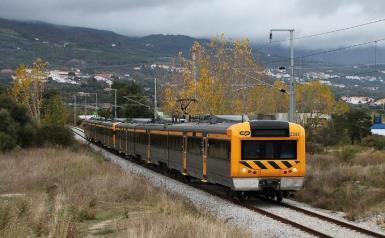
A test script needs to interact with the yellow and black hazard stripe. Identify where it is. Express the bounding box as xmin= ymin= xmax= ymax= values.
xmin=240 ymin=160 xmax=300 ymax=170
